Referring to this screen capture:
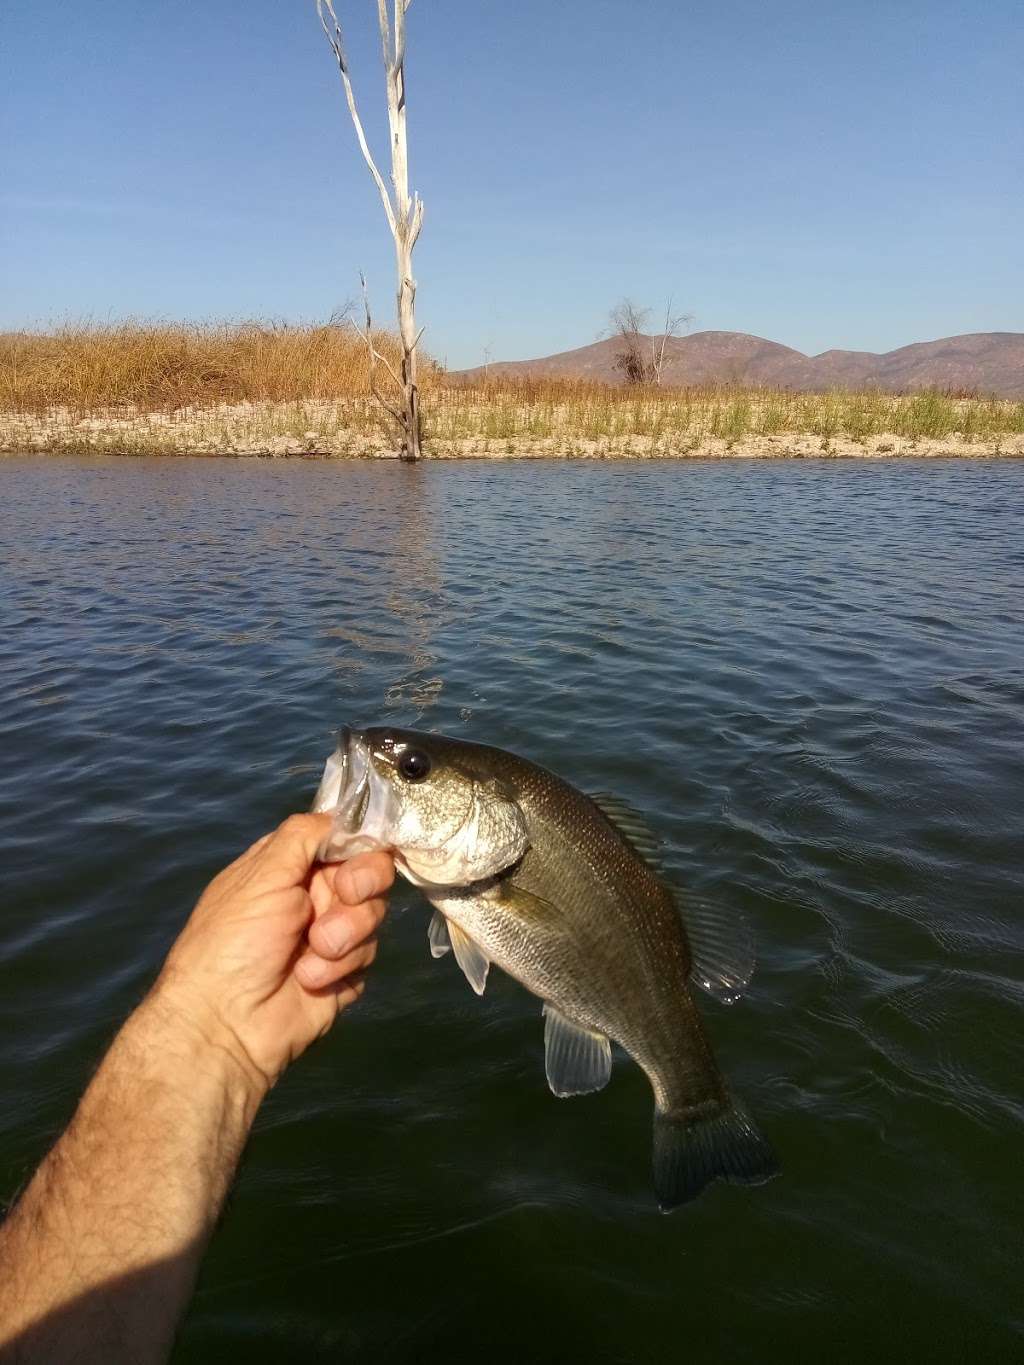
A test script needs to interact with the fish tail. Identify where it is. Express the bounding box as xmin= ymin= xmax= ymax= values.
xmin=652 ymin=1100 xmax=778 ymax=1212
